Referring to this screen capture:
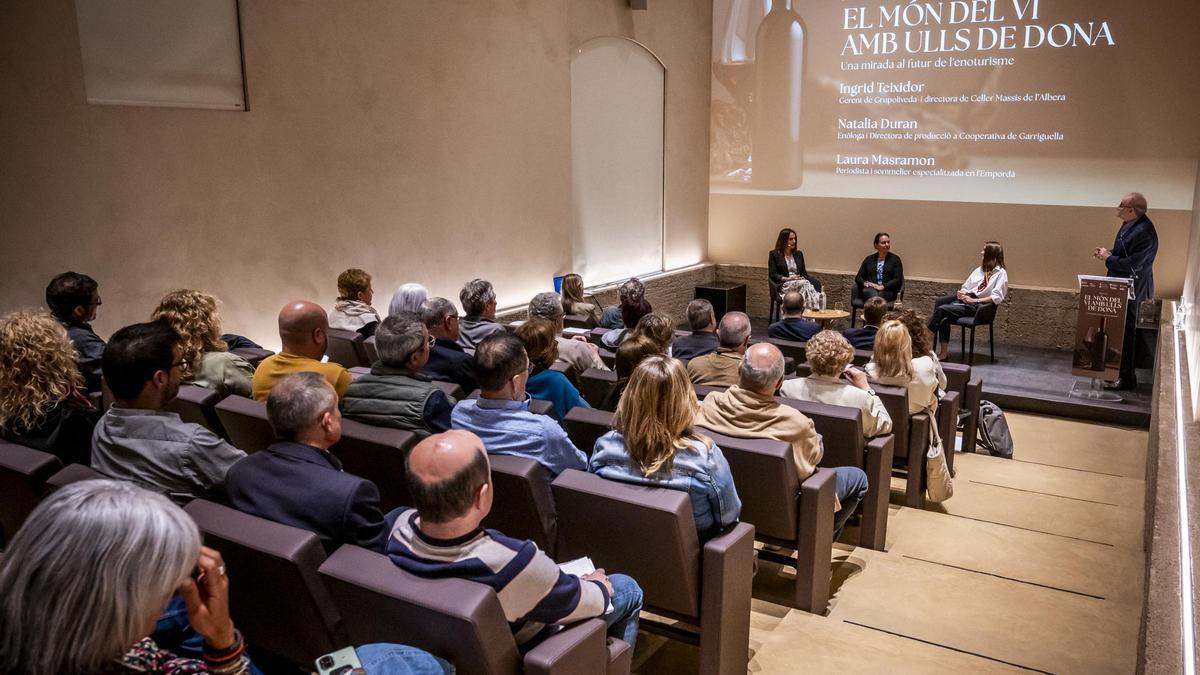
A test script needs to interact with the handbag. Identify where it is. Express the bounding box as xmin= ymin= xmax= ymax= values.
xmin=923 ymin=401 xmax=954 ymax=503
